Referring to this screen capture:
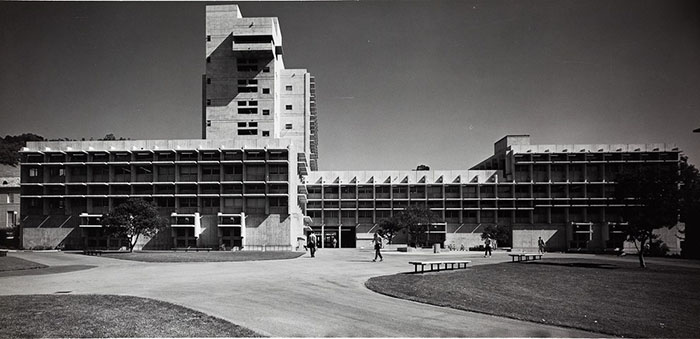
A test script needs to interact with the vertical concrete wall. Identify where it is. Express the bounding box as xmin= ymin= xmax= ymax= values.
xmin=22 ymin=228 xmax=76 ymax=250
xmin=512 ymin=224 xmax=566 ymax=251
